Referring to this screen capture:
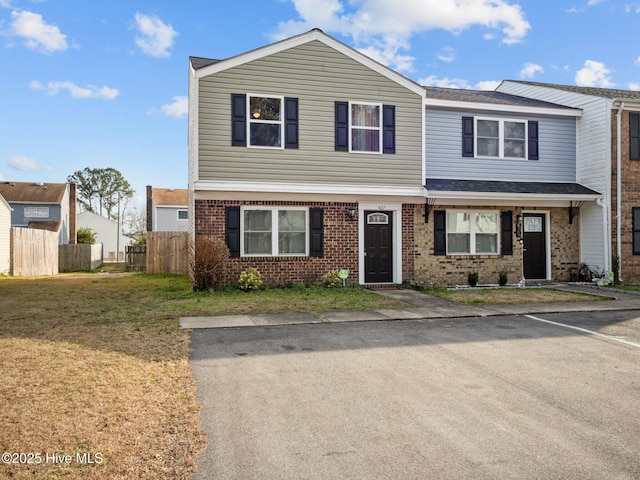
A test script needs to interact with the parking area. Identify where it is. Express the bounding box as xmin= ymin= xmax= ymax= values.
xmin=190 ymin=312 xmax=640 ymax=480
